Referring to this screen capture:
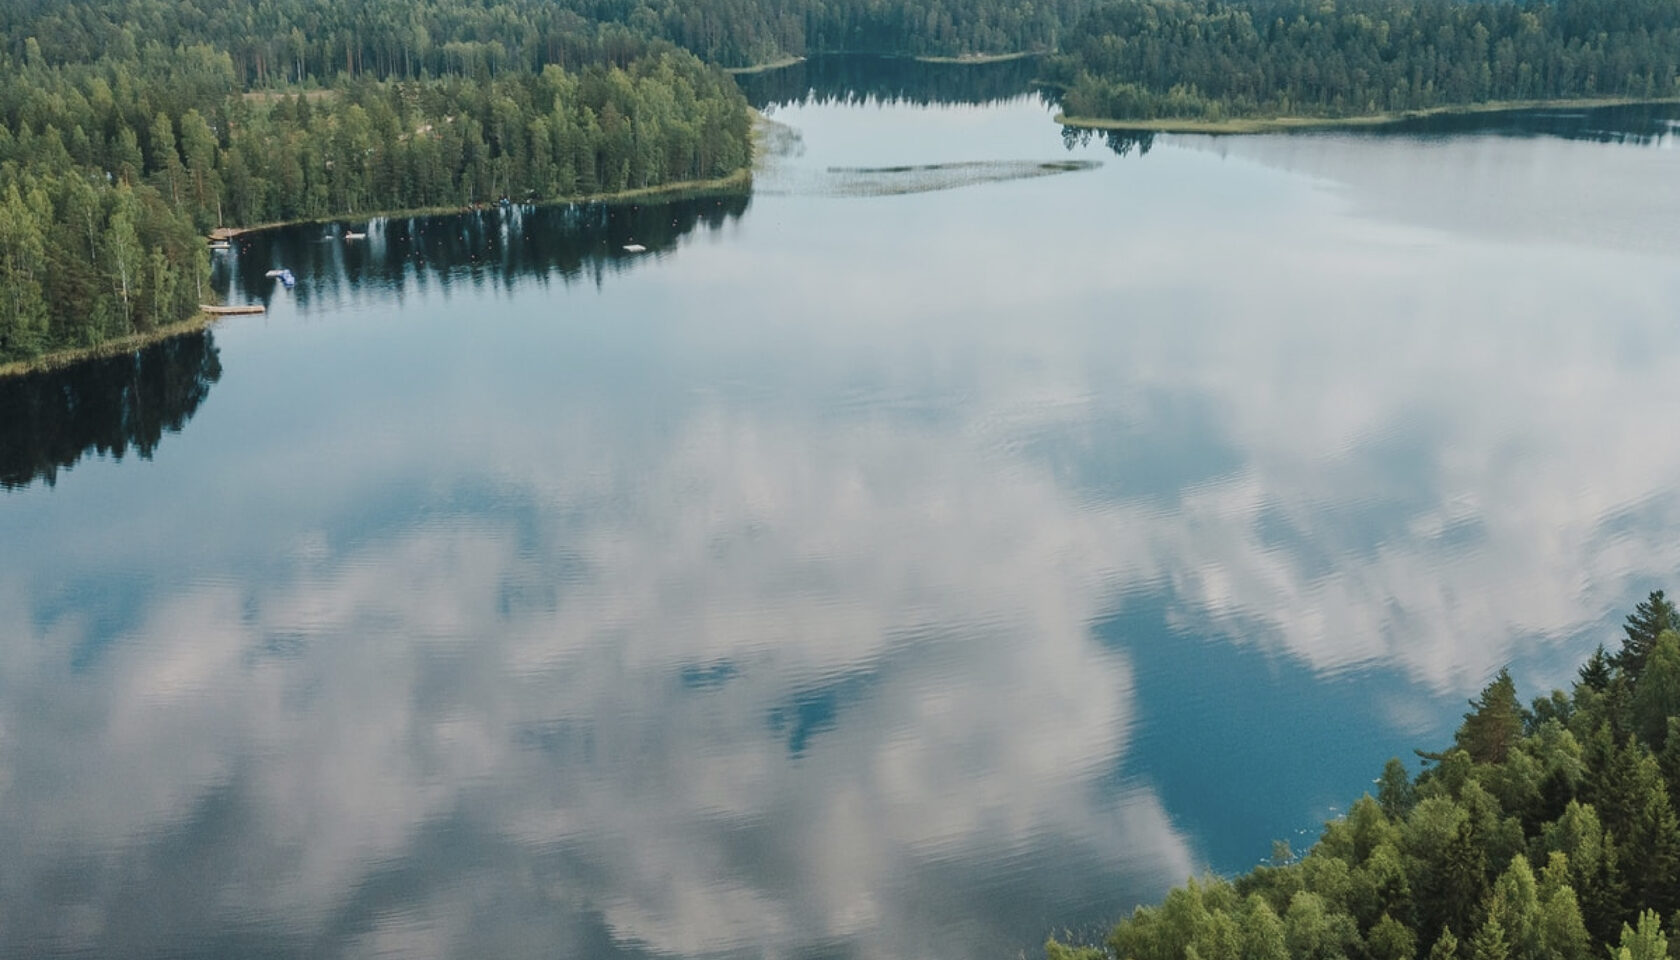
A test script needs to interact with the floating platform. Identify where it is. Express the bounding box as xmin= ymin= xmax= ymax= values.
xmin=200 ymin=304 xmax=266 ymax=315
